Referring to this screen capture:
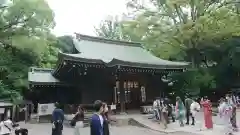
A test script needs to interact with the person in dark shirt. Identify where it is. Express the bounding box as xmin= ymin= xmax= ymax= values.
xmin=163 ymin=97 xmax=175 ymax=123
xmin=184 ymin=96 xmax=193 ymax=125
xmin=90 ymin=100 xmax=104 ymax=135
xmin=52 ymin=102 xmax=64 ymax=135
